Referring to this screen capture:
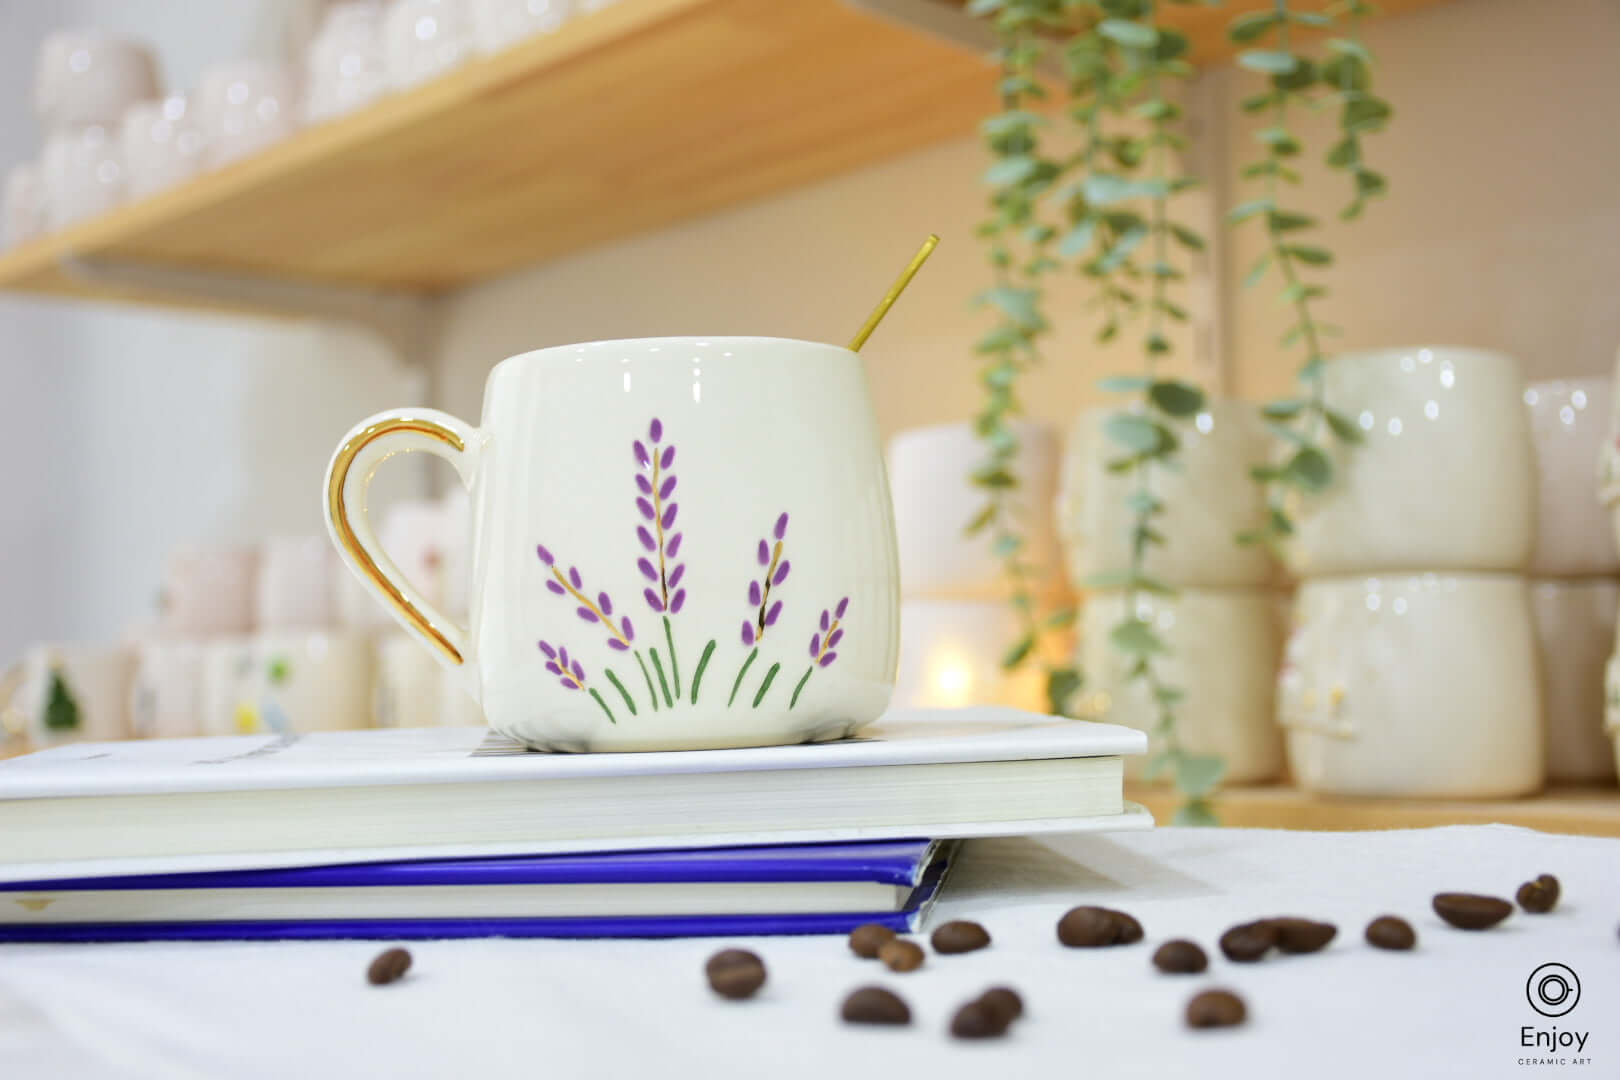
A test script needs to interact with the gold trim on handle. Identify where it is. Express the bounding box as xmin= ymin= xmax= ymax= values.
xmin=327 ymin=417 xmax=467 ymax=664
